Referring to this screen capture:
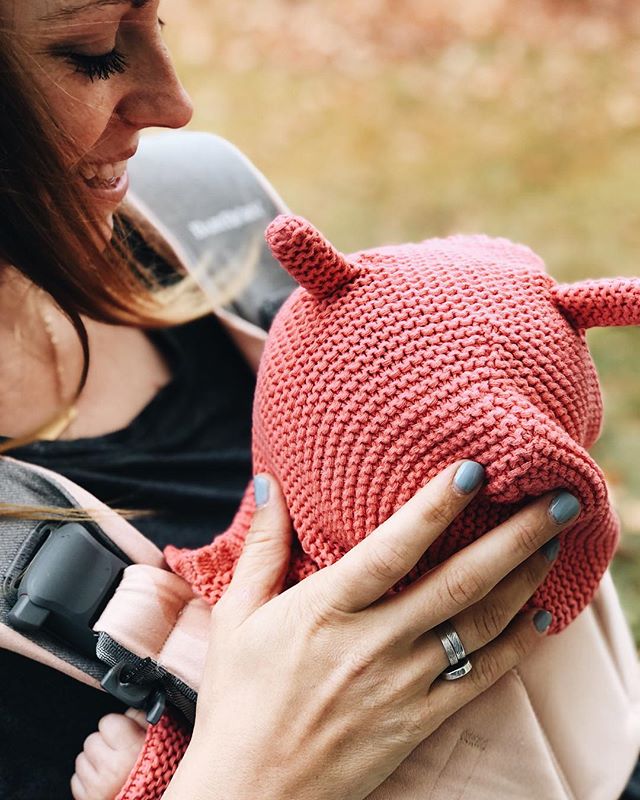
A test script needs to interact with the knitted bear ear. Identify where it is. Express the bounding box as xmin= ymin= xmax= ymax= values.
xmin=552 ymin=277 xmax=640 ymax=330
xmin=265 ymin=214 xmax=360 ymax=300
